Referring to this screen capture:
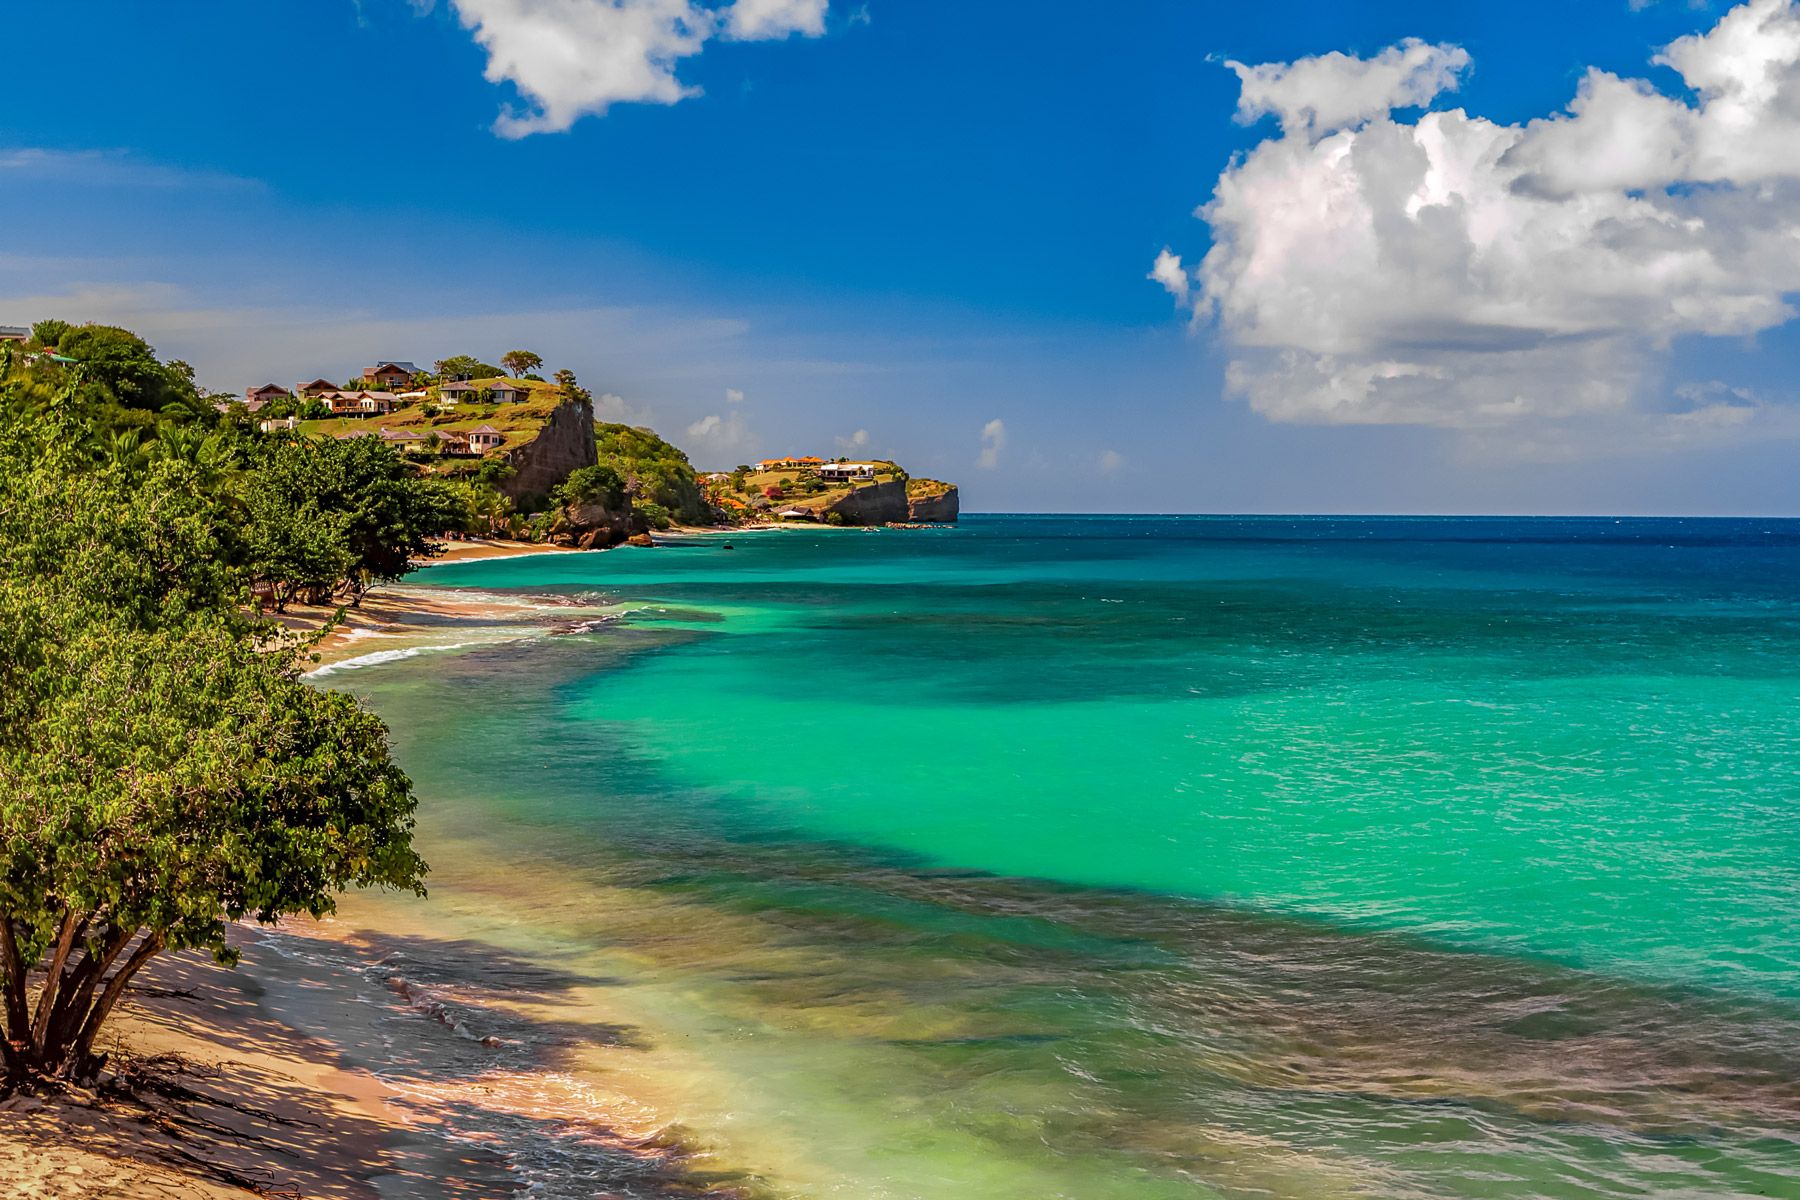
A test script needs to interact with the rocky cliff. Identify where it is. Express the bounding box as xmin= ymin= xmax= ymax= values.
xmin=907 ymin=486 xmax=959 ymax=523
xmin=820 ymin=480 xmax=910 ymax=524
xmin=498 ymin=395 xmax=596 ymax=507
